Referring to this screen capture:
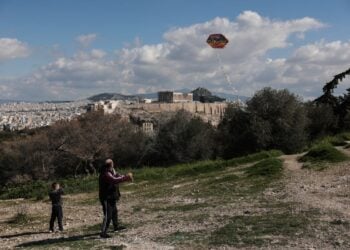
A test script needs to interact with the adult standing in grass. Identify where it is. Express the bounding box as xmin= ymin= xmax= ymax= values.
xmin=99 ymin=159 xmax=133 ymax=238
